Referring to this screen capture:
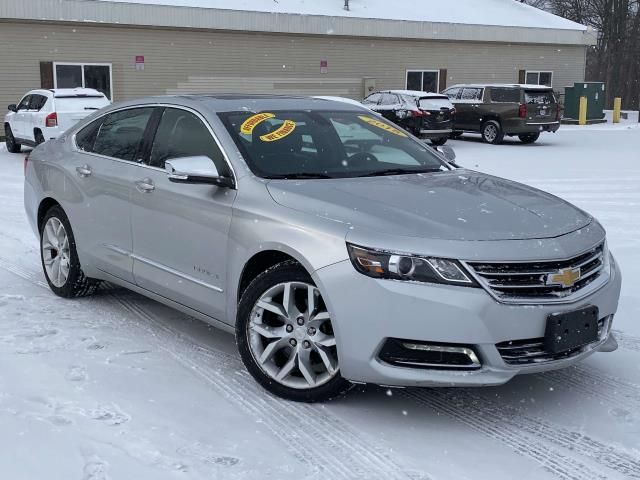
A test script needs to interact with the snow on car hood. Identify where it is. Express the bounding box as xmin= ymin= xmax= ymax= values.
xmin=266 ymin=170 xmax=592 ymax=241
